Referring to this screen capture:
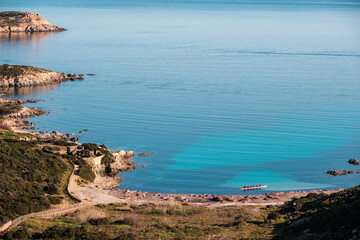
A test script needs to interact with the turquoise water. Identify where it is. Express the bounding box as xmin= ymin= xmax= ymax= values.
xmin=1 ymin=1 xmax=360 ymax=194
